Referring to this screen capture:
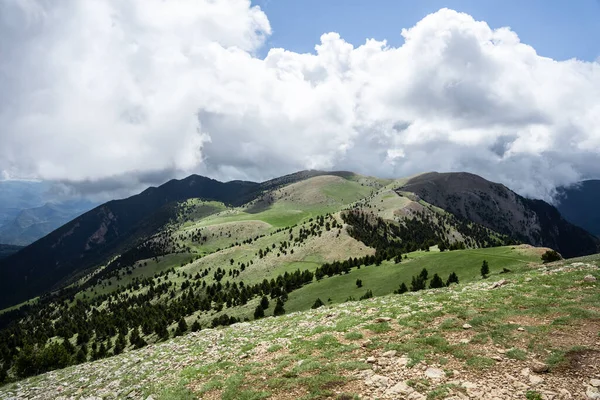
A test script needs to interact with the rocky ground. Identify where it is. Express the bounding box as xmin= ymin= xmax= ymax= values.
xmin=1 ymin=259 xmax=599 ymax=400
